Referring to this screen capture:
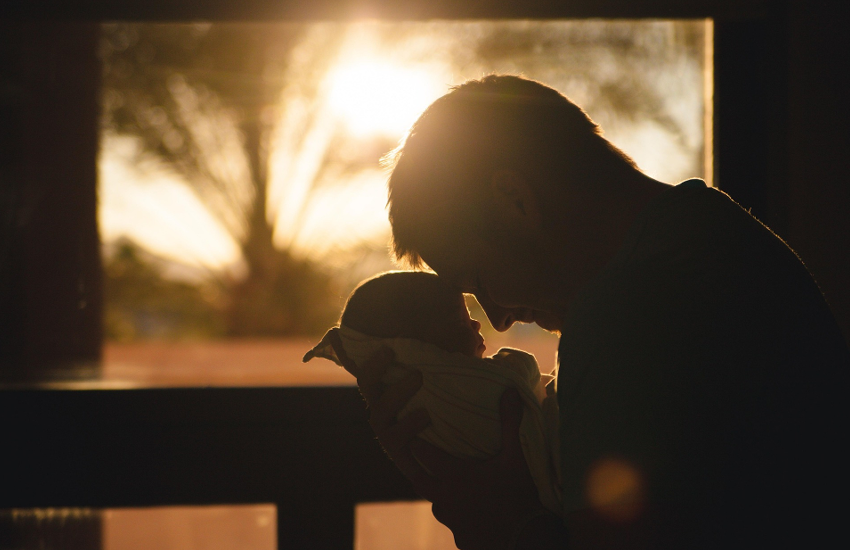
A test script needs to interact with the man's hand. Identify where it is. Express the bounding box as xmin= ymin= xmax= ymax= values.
xmin=351 ymin=348 xmax=438 ymax=494
xmin=349 ymin=347 xmax=565 ymax=550
xmin=408 ymin=388 xmax=553 ymax=550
